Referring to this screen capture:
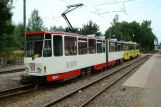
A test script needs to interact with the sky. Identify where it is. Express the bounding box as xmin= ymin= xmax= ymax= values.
xmin=12 ymin=0 xmax=161 ymax=42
